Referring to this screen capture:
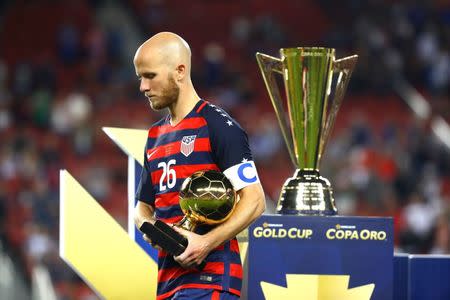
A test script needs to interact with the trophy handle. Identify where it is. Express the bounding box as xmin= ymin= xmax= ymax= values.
xmin=256 ymin=52 xmax=296 ymax=166
xmin=318 ymin=55 xmax=358 ymax=161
